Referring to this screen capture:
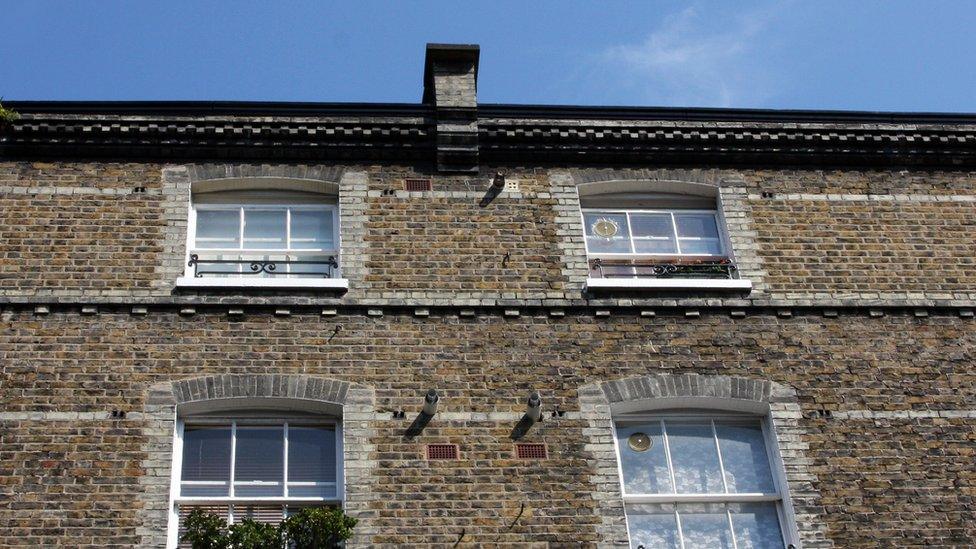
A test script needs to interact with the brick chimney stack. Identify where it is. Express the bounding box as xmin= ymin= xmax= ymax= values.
xmin=423 ymin=43 xmax=480 ymax=173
